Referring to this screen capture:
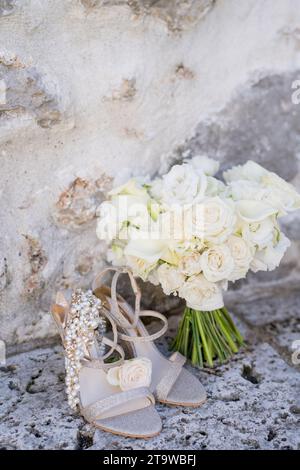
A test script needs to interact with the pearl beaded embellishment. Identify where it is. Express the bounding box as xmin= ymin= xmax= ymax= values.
xmin=64 ymin=289 xmax=106 ymax=410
